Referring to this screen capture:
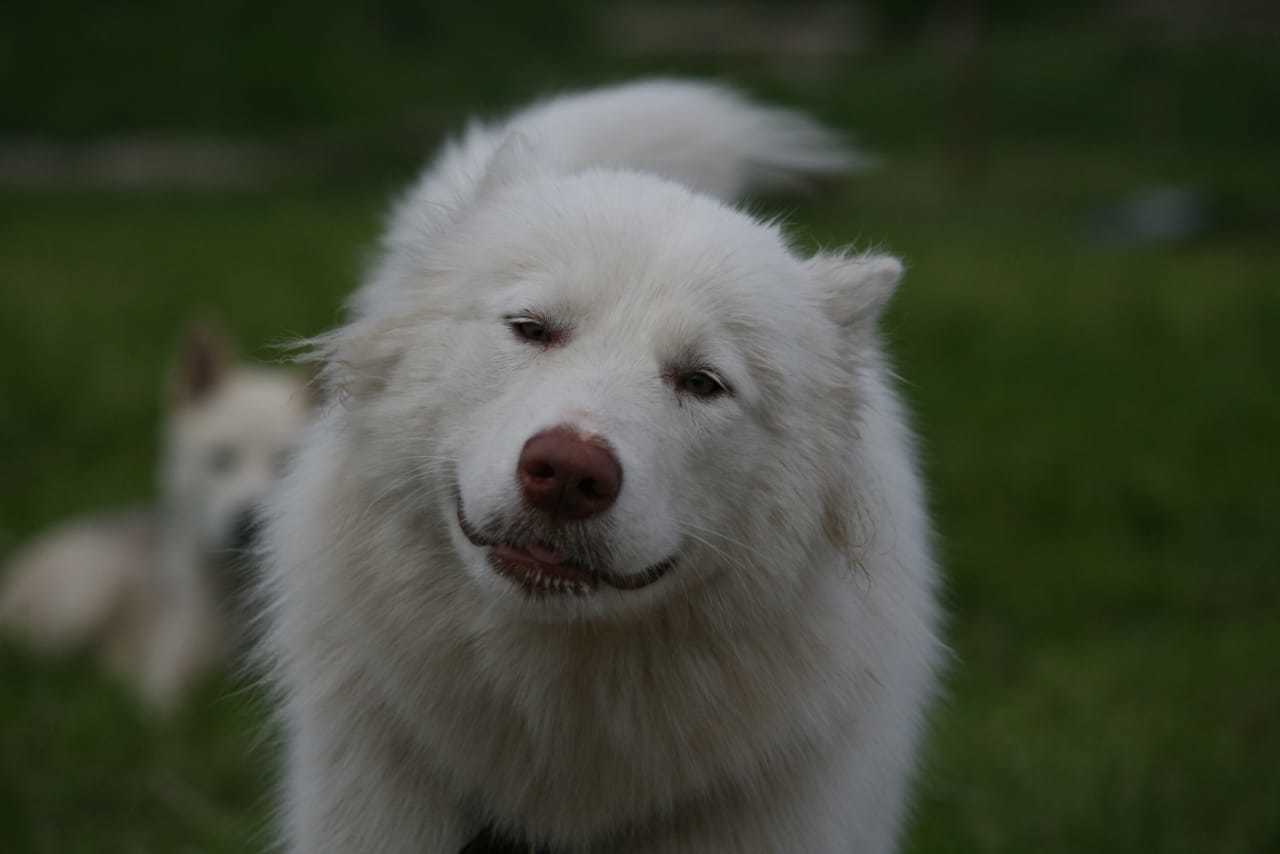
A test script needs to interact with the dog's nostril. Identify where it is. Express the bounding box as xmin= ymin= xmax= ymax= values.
xmin=528 ymin=461 xmax=556 ymax=480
